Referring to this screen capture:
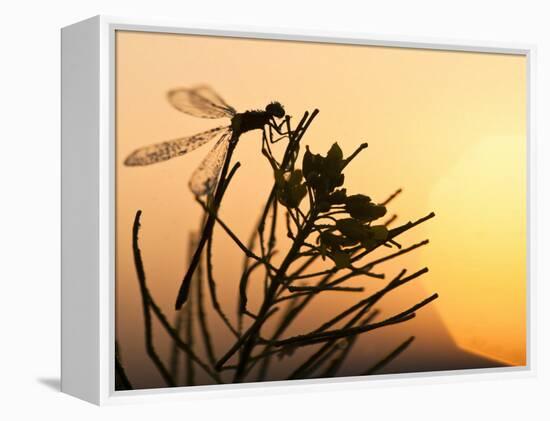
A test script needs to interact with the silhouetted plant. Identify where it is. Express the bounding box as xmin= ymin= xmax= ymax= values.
xmin=116 ymin=109 xmax=437 ymax=389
